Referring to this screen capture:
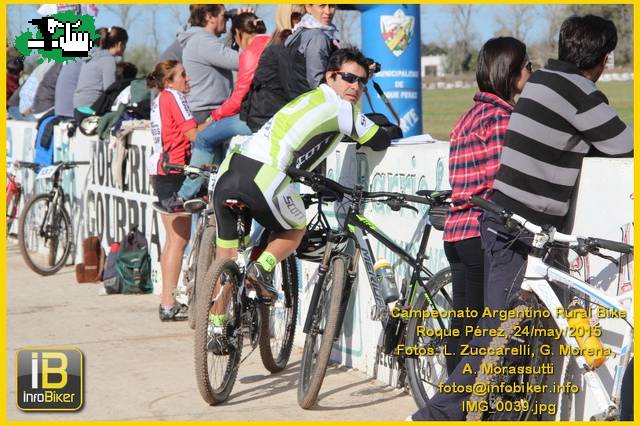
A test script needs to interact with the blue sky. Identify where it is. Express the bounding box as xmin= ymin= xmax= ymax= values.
xmin=8 ymin=4 xmax=550 ymax=54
